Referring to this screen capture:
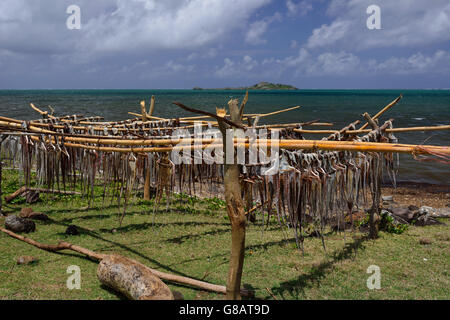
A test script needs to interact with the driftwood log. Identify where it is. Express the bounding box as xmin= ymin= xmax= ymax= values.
xmin=5 ymin=187 xmax=82 ymax=203
xmin=0 ymin=227 xmax=252 ymax=298
xmin=98 ymin=255 xmax=174 ymax=300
